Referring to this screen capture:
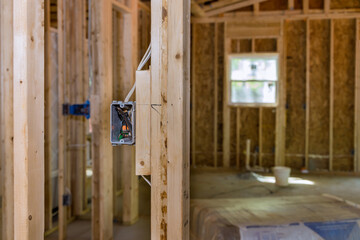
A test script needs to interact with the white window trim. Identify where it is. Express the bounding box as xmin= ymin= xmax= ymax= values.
xmin=227 ymin=53 xmax=280 ymax=107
